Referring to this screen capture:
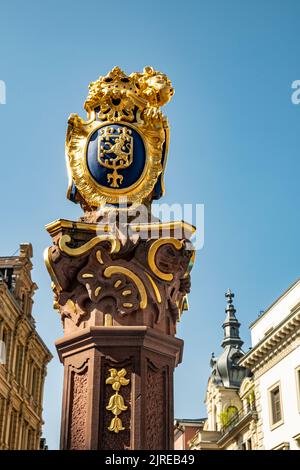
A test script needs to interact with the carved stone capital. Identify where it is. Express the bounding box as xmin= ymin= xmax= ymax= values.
xmin=45 ymin=220 xmax=195 ymax=337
